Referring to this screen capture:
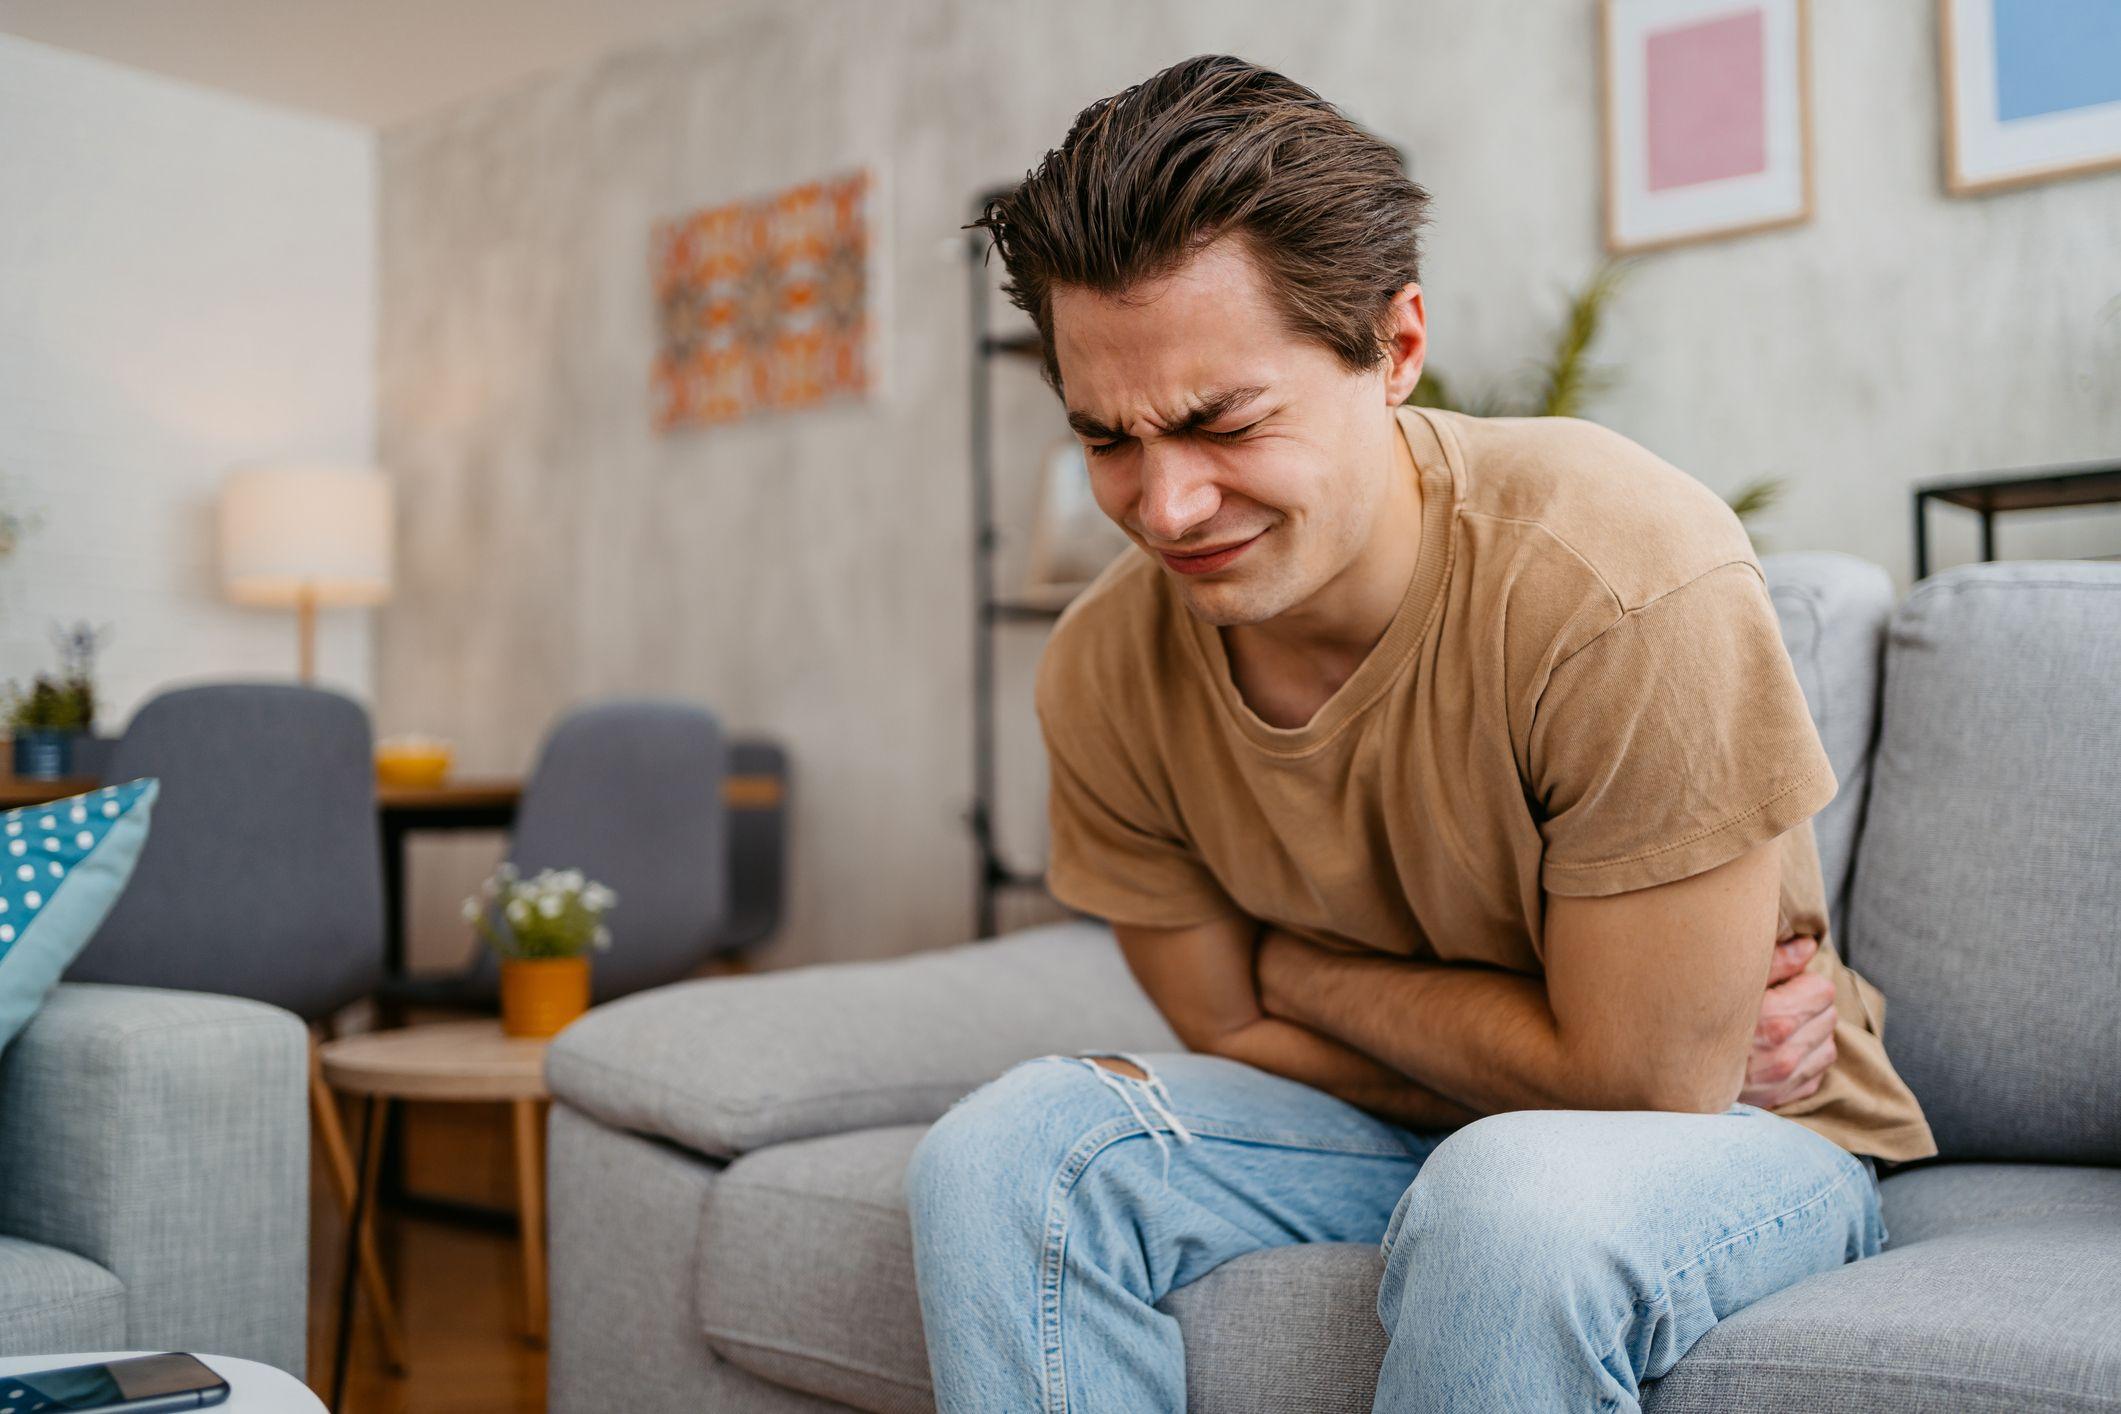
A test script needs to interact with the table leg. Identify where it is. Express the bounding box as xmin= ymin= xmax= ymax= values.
xmin=309 ymin=1044 xmax=409 ymax=1374
xmin=377 ymin=815 xmax=411 ymax=1210
xmin=380 ymin=816 xmax=410 ymax=983
xmin=1980 ymin=508 xmax=1996 ymax=563
xmin=1913 ymin=490 xmax=1930 ymax=581
xmin=511 ymin=1098 xmax=548 ymax=1345
xmin=332 ymin=1094 xmax=389 ymax=1413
